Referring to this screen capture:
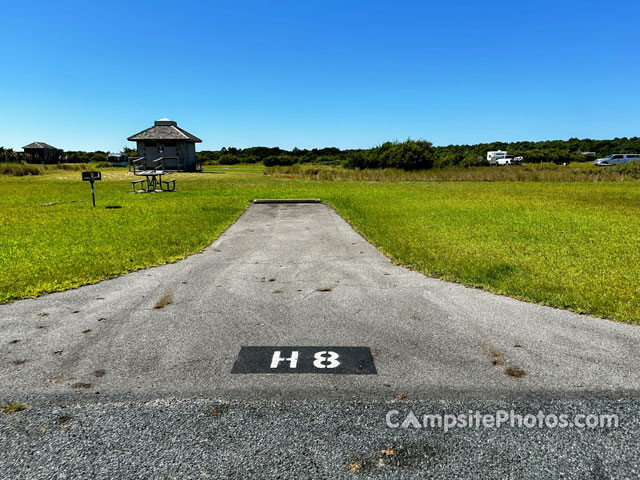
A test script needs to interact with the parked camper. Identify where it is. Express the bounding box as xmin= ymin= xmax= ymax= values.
xmin=593 ymin=154 xmax=640 ymax=166
xmin=106 ymin=152 xmax=128 ymax=167
xmin=487 ymin=151 xmax=507 ymax=165
xmin=487 ymin=151 xmax=523 ymax=165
